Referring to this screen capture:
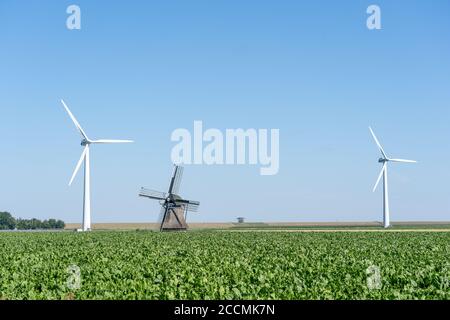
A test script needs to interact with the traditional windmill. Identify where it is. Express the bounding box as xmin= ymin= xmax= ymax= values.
xmin=139 ymin=166 xmax=200 ymax=231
